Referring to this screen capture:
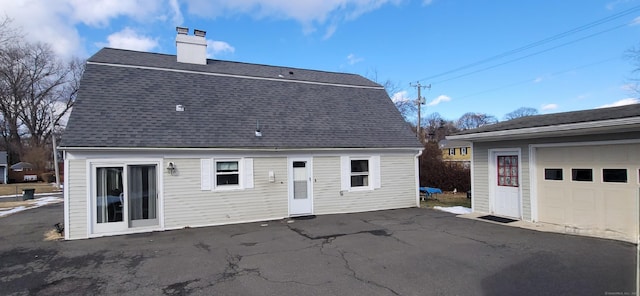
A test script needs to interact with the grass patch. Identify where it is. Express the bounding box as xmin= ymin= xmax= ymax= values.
xmin=0 ymin=183 xmax=61 ymax=196
xmin=421 ymin=192 xmax=471 ymax=209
